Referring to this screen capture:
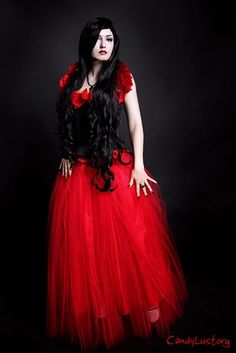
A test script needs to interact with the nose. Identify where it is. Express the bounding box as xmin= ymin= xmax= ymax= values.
xmin=100 ymin=39 xmax=106 ymax=48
